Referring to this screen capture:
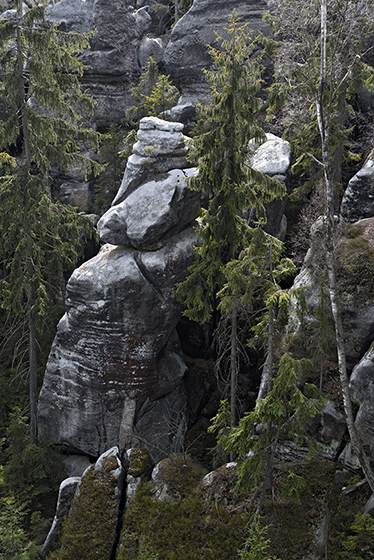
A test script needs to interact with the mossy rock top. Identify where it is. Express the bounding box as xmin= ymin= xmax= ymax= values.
xmin=127 ymin=447 xmax=153 ymax=478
